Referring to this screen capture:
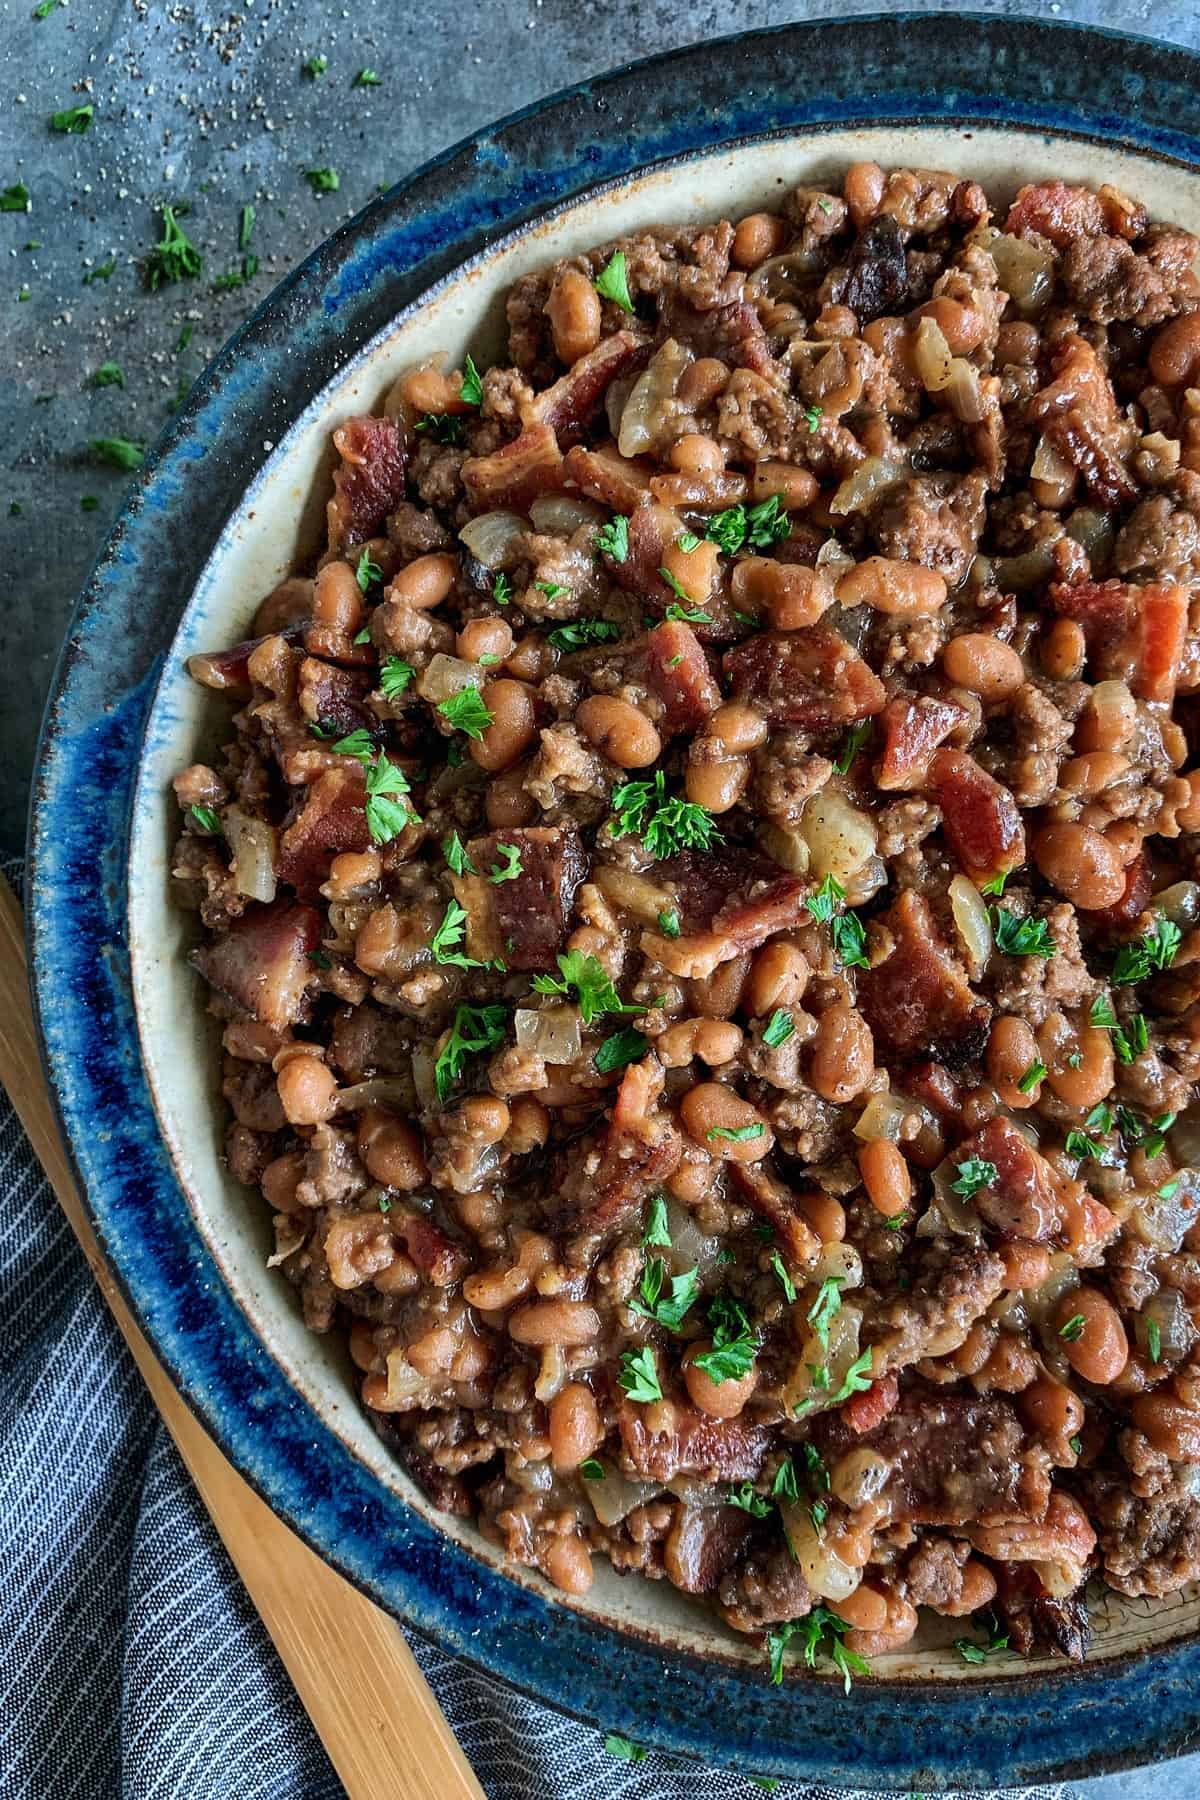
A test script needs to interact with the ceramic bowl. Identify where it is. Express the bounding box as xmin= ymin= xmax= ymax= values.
xmin=28 ymin=14 xmax=1200 ymax=1788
